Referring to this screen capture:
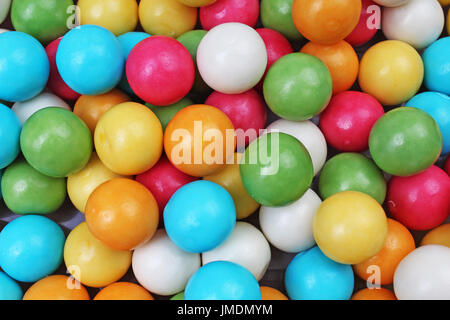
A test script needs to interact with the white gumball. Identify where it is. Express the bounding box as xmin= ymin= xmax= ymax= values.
xmin=12 ymin=92 xmax=71 ymax=125
xmin=267 ymin=119 xmax=327 ymax=175
xmin=202 ymin=222 xmax=271 ymax=281
xmin=382 ymin=0 xmax=444 ymax=49
xmin=0 ymin=0 xmax=11 ymax=24
xmin=259 ymin=189 xmax=322 ymax=253
xmin=373 ymin=0 xmax=409 ymax=6
xmin=132 ymin=229 xmax=201 ymax=296
xmin=394 ymin=245 xmax=450 ymax=300
xmin=197 ymin=23 xmax=267 ymax=94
